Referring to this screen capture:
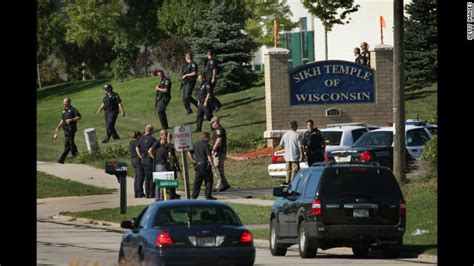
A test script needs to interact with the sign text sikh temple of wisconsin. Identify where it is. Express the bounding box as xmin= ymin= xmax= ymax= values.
xmin=289 ymin=60 xmax=375 ymax=105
